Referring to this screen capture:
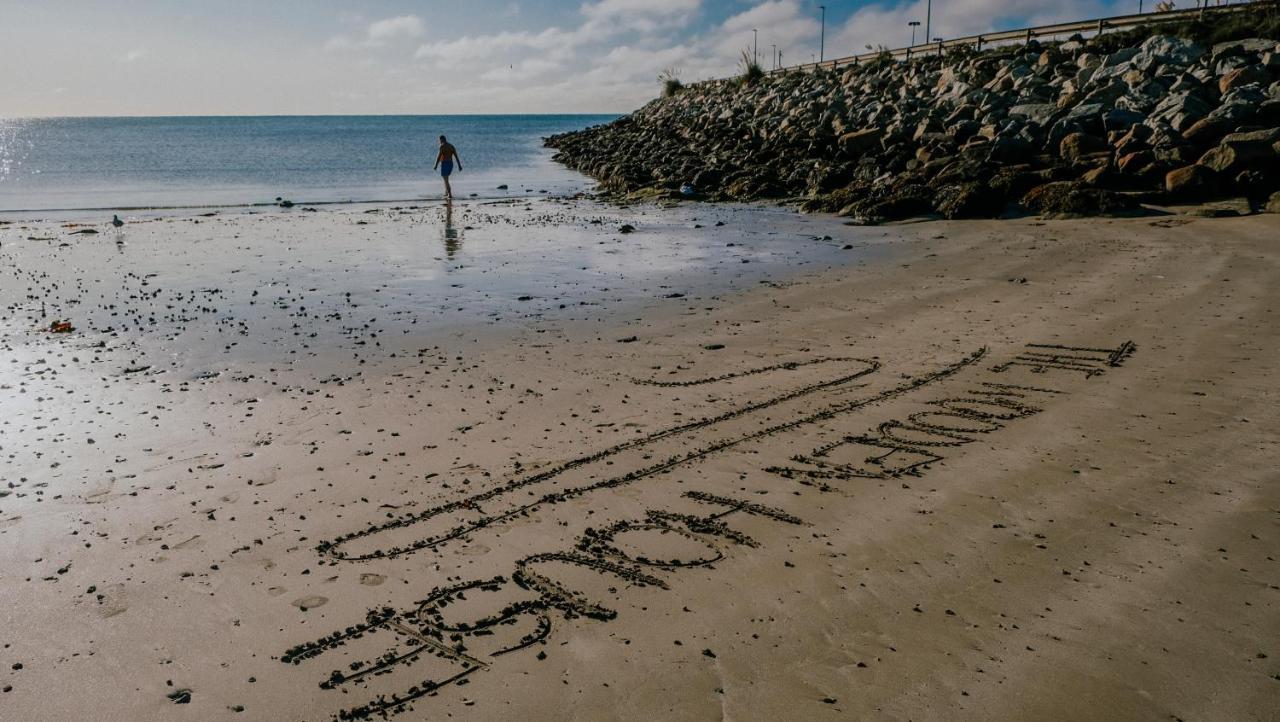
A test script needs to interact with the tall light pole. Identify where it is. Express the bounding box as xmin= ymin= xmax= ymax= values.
xmin=819 ymin=5 xmax=826 ymax=63
xmin=925 ymin=0 xmax=932 ymax=51
xmin=909 ymin=20 xmax=920 ymax=46
xmin=753 ymin=28 xmax=758 ymax=65
xmin=771 ymin=43 xmax=778 ymax=70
